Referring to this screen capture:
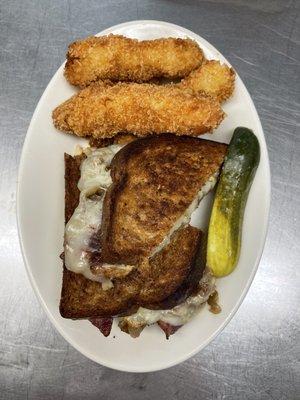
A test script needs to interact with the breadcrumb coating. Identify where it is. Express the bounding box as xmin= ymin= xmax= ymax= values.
xmin=179 ymin=60 xmax=235 ymax=102
xmin=52 ymin=83 xmax=225 ymax=138
xmin=64 ymin=35 xmax=204 ymax=87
